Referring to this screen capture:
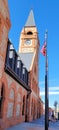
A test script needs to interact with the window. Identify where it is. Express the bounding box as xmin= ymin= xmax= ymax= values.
xmin=22 ymin=96 xmax=25 ymax=115
xmin=22 ymin=66 xmax=25 ymax=81
xmin=20 ymin=62 xmax=23 ymax=79
xmin=9 ymin=44 xmax=14 ymax=58
xmin=9 ymin=50 xmax=13 ymax=58
xmin=7 ymin=103 xmax=14 ymax=118
xmin=17 ymin=93 xmax=21 ymax=102
xmin=9 ymin=88 xmax=14 ymax=100
xmin=24 ymin=69 xmax=28 ymax=85
xmin=14 ymin=52 xmax=17 ymax=72
xmin=7 ymin=88 xmax=14 ymax=118
xmin=16 ymin=56 xmax=22 ymax=77
xmin=16 ymin=104 xmax=20 ymax=116
xmin=27 ymin=31 xmax=33 ymax=35
xmin=8 ymin=44 xmax=15 ymax=69
xmin=0 ymin=84 xmax=4 ymax=118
